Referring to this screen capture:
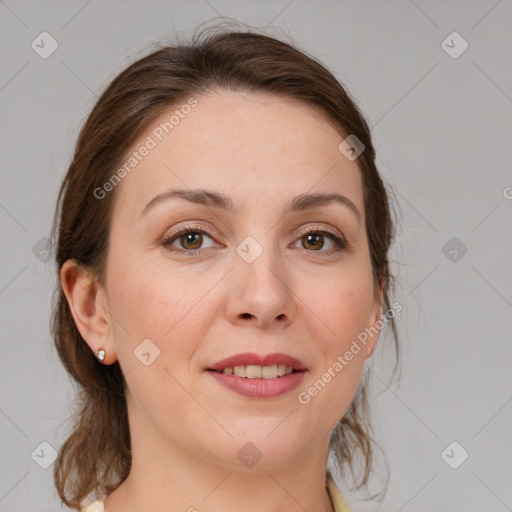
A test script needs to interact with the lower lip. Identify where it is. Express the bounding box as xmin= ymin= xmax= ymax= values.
xmin=207 ymin=370 xmax=307 ymax=398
